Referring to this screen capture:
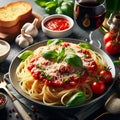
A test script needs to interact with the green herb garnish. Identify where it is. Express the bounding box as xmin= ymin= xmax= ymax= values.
xmin=64 ymin=54 xmax=83 ymax=67
xmin=47 ymin=39 xmax=63 ymax=46
xmin=18 ymin=50 xmax=33 ymax=60
xmin=66 ymin=91 xmax=86 ymax=107
xmin=42 ymin=50 xmax=58 ymax=60
xmin=79 ymin=42 xmax=92 ymax=49
xmin=57 ymin=47 xmax=65 ymax=63
xmin=62 ymin=77 xmax=69 ymax=82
